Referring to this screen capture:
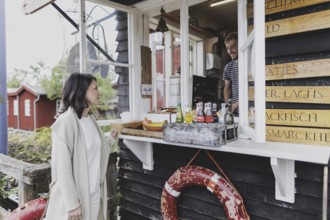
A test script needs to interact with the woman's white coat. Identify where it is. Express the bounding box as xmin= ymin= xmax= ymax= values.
xmin=45 ymin=108 xmax=110 ymax=220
